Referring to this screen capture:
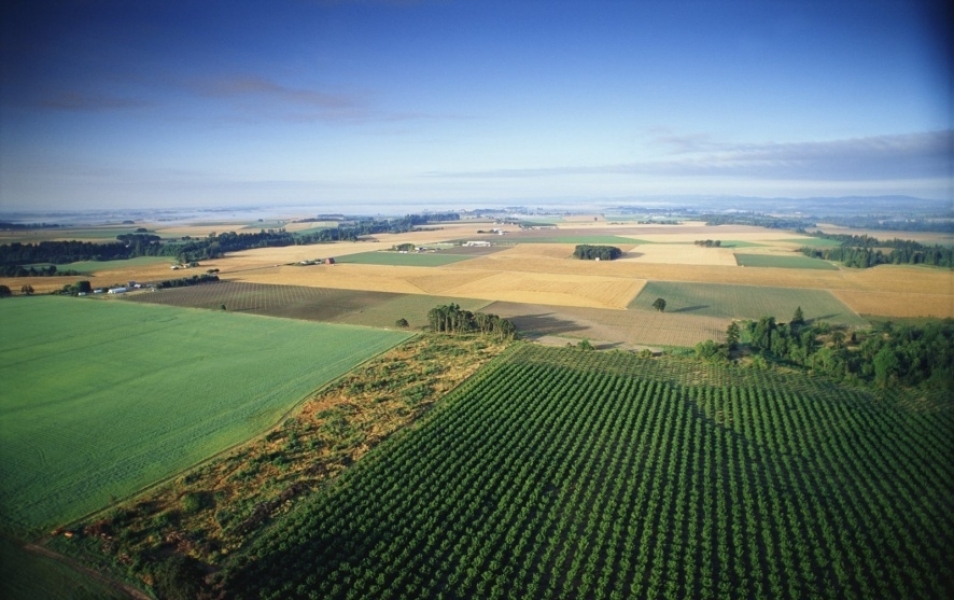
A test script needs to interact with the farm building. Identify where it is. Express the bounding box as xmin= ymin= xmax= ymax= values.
xmin=464 ymin=240 xmax=492 ymax=247
xmin=108 ymin=287 xmax=127 ymax=294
